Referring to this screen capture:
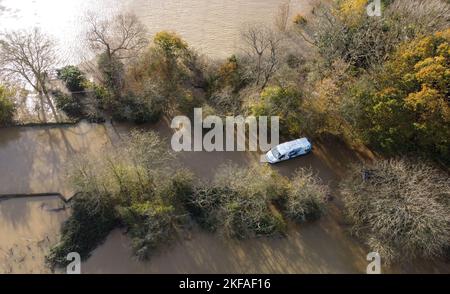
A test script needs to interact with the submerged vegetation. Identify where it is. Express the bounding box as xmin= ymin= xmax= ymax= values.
xmin=187 ymin=165 xmax=289 ymax=238
xmin=0 ymin=0 xmax=448 ymax=269
xmin=47 ymin=131 xmax=192 ymax=266
xmin=47 ymin=131 xmax=329 ymax=267
xmin=341 ymin=159 xmax=450 ymax=263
